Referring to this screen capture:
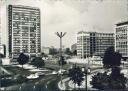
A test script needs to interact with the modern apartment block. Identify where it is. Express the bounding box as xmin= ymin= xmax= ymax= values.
xmin=77 ymin=31 xmax=90 ymax=58
xmin=77 ymin=31 xmax=114 ymax=58
xmin=115 ymin=21 xmax=128 ymax=58
xmin=8 ymin=5 xmax=41 ymax=58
